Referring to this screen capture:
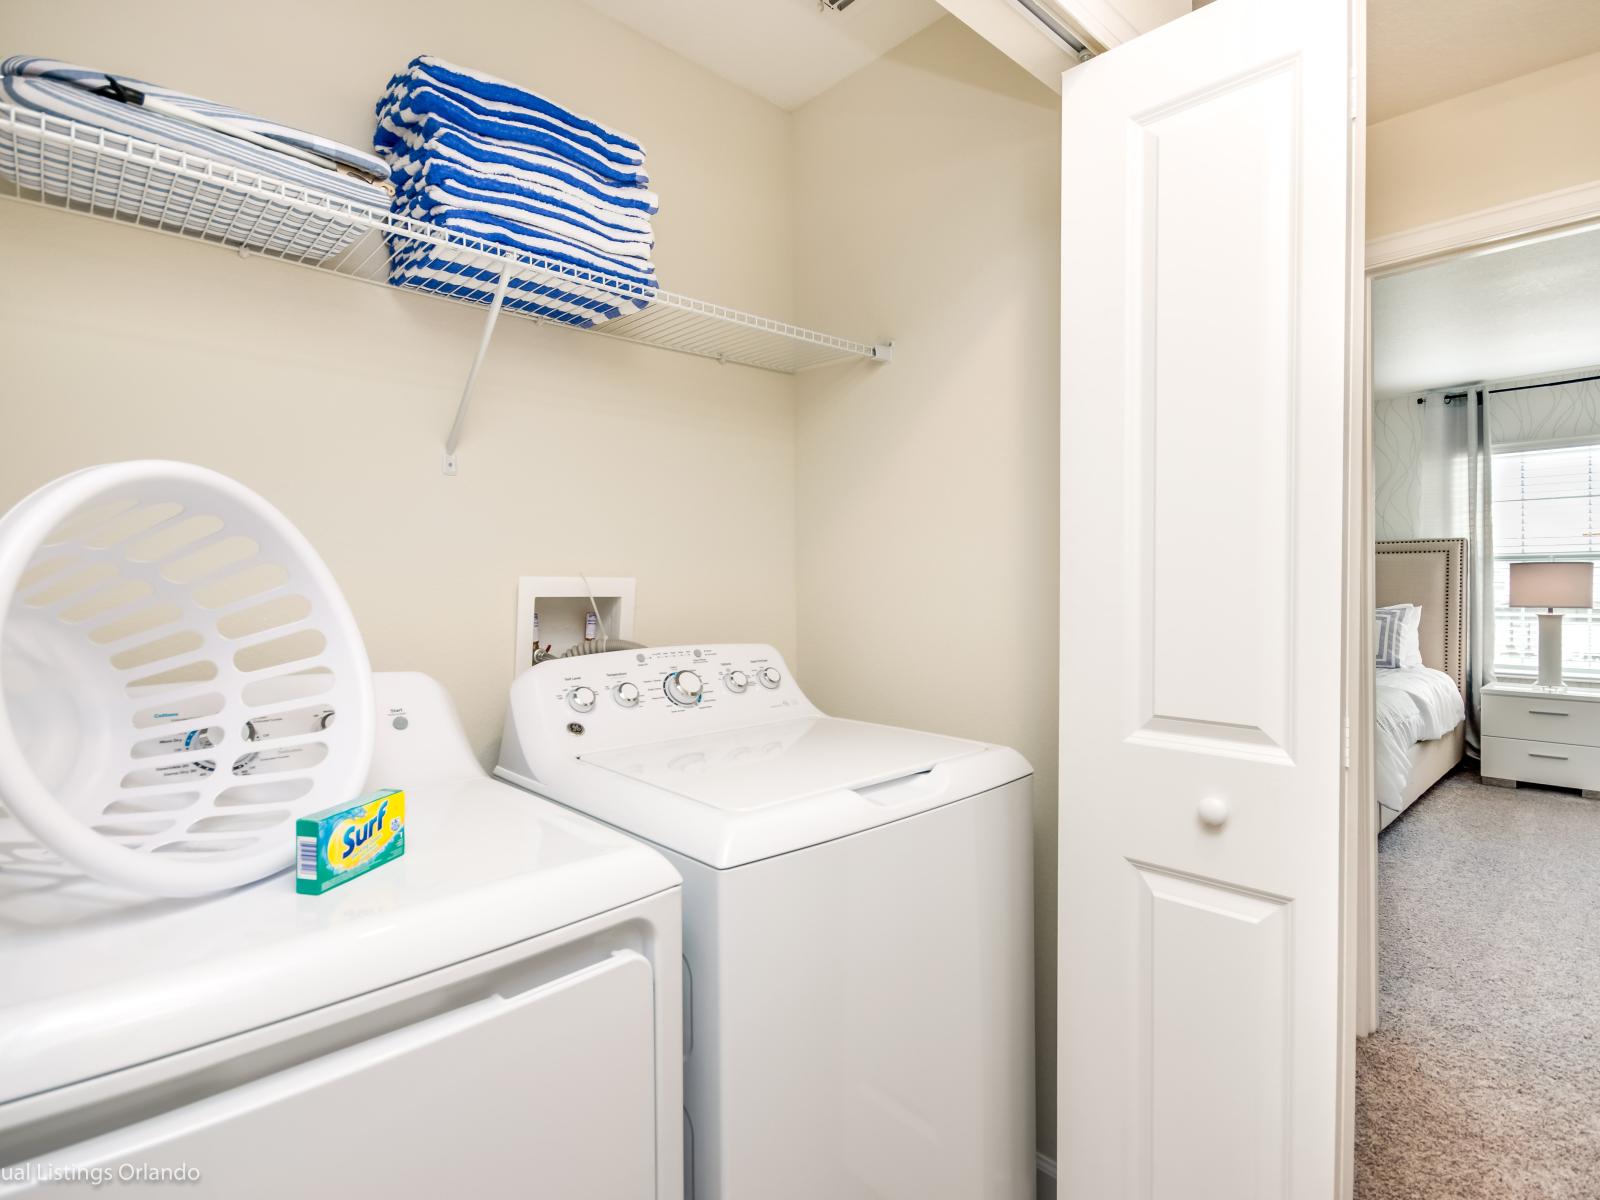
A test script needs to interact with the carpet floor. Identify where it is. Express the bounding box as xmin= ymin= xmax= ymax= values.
xmin=1356 ymin=772 xmax=1600 ymax=1199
